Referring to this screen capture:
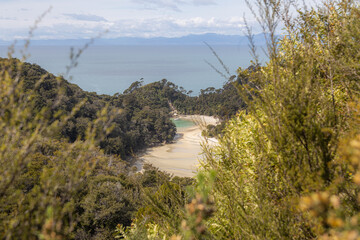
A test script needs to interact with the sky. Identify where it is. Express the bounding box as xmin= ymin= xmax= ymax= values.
xmin=0 ymin=0 xmax=320 ymax=40
xmin=0 ymin=0 xmax=257 ymax=40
